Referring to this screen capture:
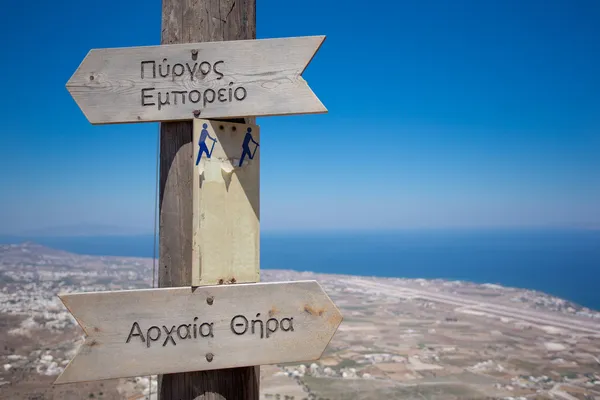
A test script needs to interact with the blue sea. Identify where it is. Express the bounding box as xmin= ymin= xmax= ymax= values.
xmin=1 ymin=229 xmax=599 ymax=311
